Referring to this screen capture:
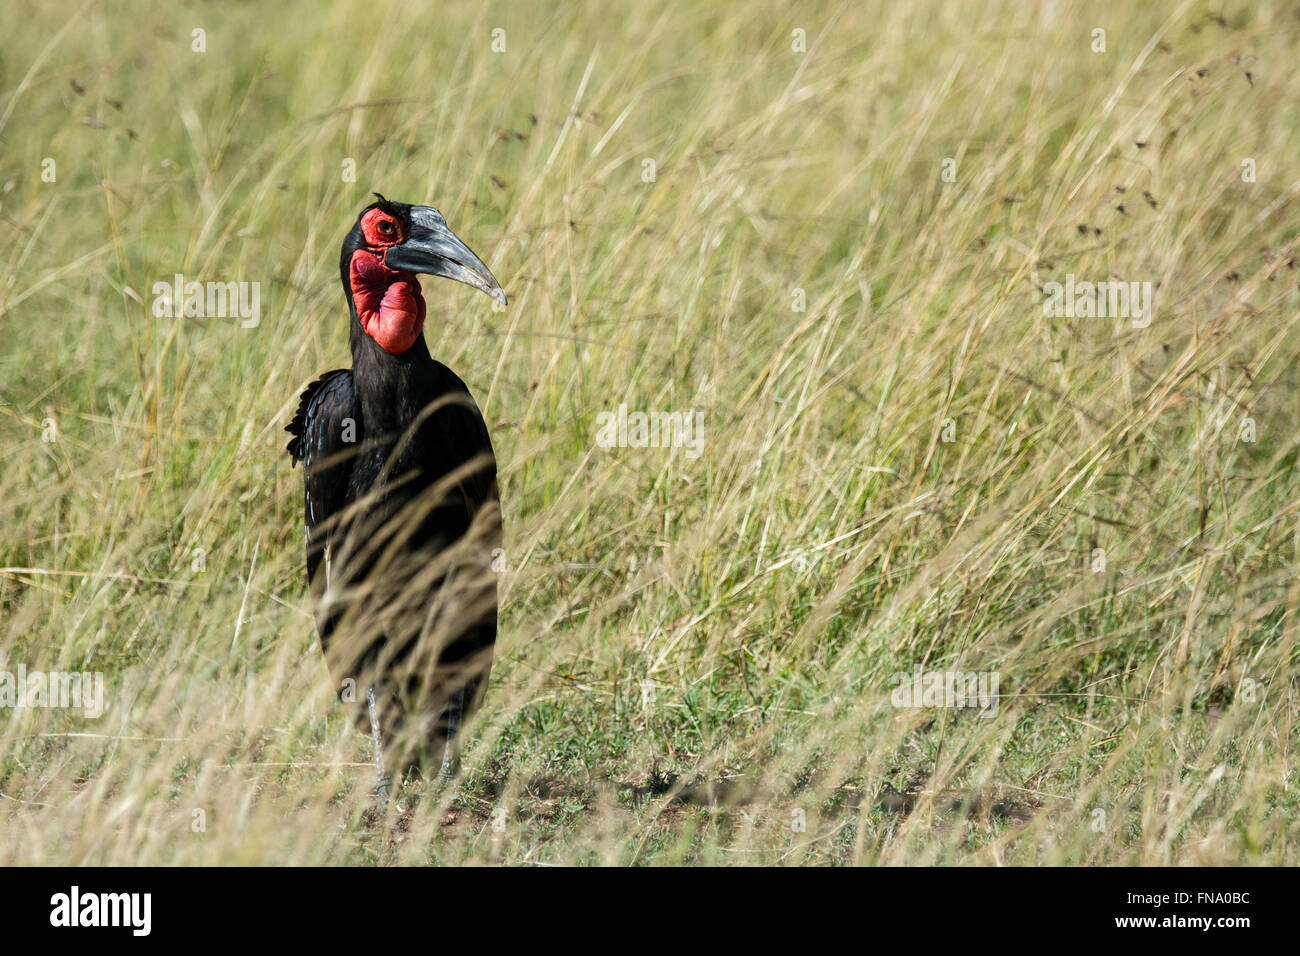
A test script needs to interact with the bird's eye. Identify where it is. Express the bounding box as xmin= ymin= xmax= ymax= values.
xmin=376 ymin=219 xmax=396 ymax=237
